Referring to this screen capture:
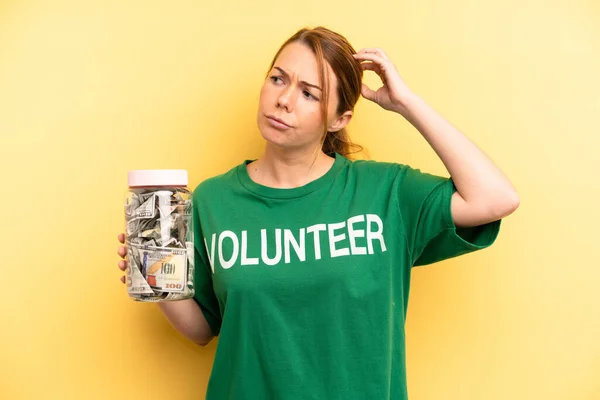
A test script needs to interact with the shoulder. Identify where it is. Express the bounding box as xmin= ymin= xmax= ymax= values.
xmin=192 ymin=163 xmax=242 ymax=199
xmin=352 ymin=157 xmax=446 ymax=180
xmin=346 ymin=157 xmax=413 ymax=181
xmin=347 ymin=157 xmax=451 ymax=198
